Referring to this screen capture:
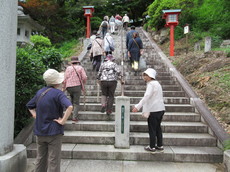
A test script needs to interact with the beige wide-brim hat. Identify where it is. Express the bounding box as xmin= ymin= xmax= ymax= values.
xmin=143 ymin=68 xmax=157 ymax=79
xmin=43 ymin=69 xmax=64 ymax=85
